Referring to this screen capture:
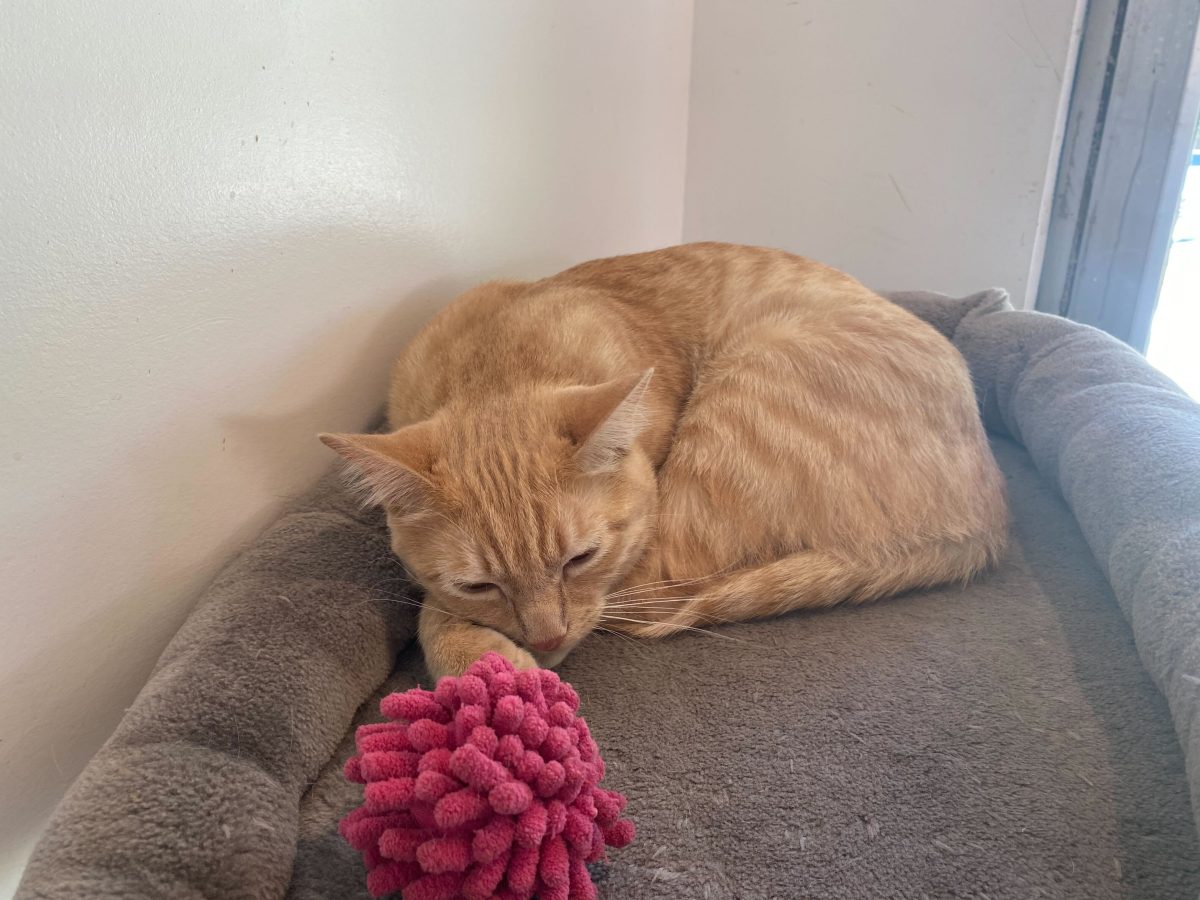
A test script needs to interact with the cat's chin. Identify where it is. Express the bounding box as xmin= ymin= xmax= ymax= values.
xmin=529 ymin=642 xmax=574 ymax=670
